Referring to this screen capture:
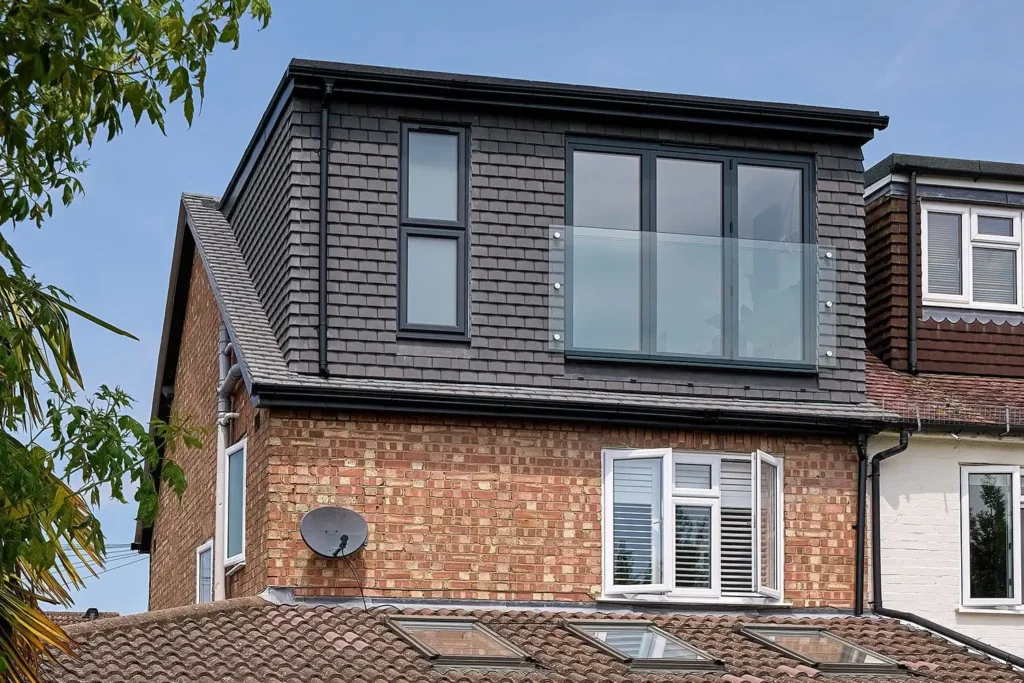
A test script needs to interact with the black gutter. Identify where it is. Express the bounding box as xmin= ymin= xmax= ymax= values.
xmin=317 ymin=79 xmax=334 ymax=377
xmin=907 ymin=172 xmax=918 ymax=374
xmin=867 ymin=430 xmax=1024 ymax=669
xmin=252 ymin=383 xmax=887 ymax=436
